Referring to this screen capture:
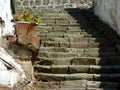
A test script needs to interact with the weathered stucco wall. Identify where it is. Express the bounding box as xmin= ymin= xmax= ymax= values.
xmin=94 ymin=0 xmax=120 ymax=36
xmin=15 ymin=0 xmax=92 ymax=12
